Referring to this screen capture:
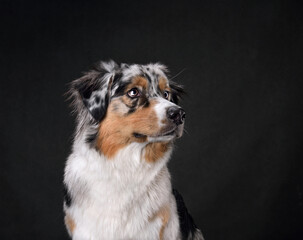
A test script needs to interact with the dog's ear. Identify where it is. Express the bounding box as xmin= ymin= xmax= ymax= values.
xmin=170 ymin=81 xmax=185 ymax=104
xmin=69 ymin=62 xmax=117 ymax=122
